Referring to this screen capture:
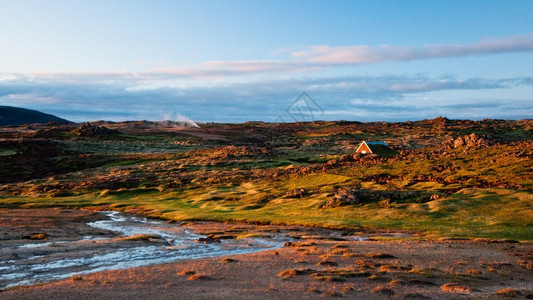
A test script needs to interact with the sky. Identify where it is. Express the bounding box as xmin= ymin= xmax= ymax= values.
xmin=0 ymin=0 xmax=532 ymax=123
